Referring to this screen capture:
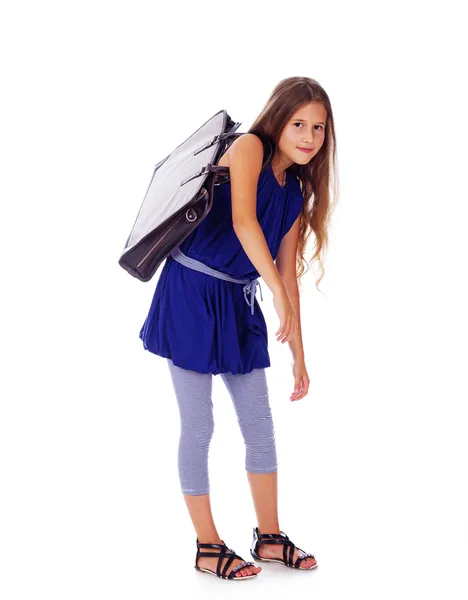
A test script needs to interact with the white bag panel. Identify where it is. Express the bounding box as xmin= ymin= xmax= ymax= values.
xmin=125 ymin=110 xmax=228 ymax=252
